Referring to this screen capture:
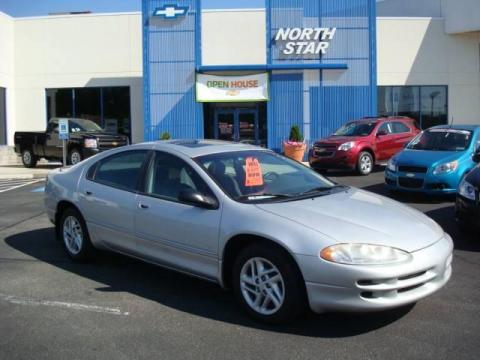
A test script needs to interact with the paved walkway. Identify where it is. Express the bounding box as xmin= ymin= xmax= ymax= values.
xmin=0 ymin=164 xmax=61 ymax=180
